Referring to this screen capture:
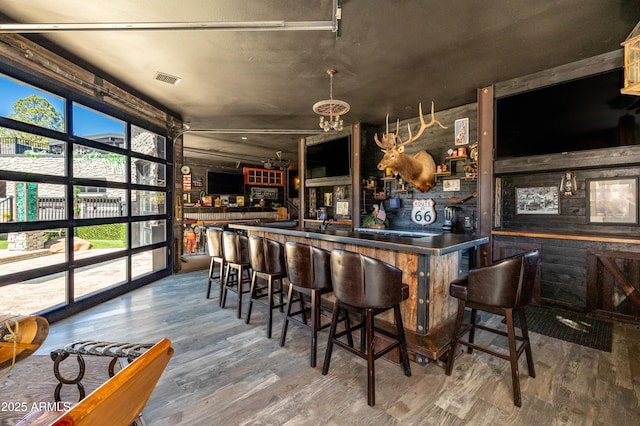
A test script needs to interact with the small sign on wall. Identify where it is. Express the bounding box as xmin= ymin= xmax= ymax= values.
xmin=182 ymin=174 xmax=192 ymax=191
xmin=411 ymin=199 xmax=437 ymax=225
xmin=336 ymin=201 xmax=349 ymax=216
xmin=443 ymin=179 xmax=461 ymax=192
xmin=250 ymin=187 xmax=278 ymax=200
xmin=192 ymin=176 xmax=203 ymax=187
